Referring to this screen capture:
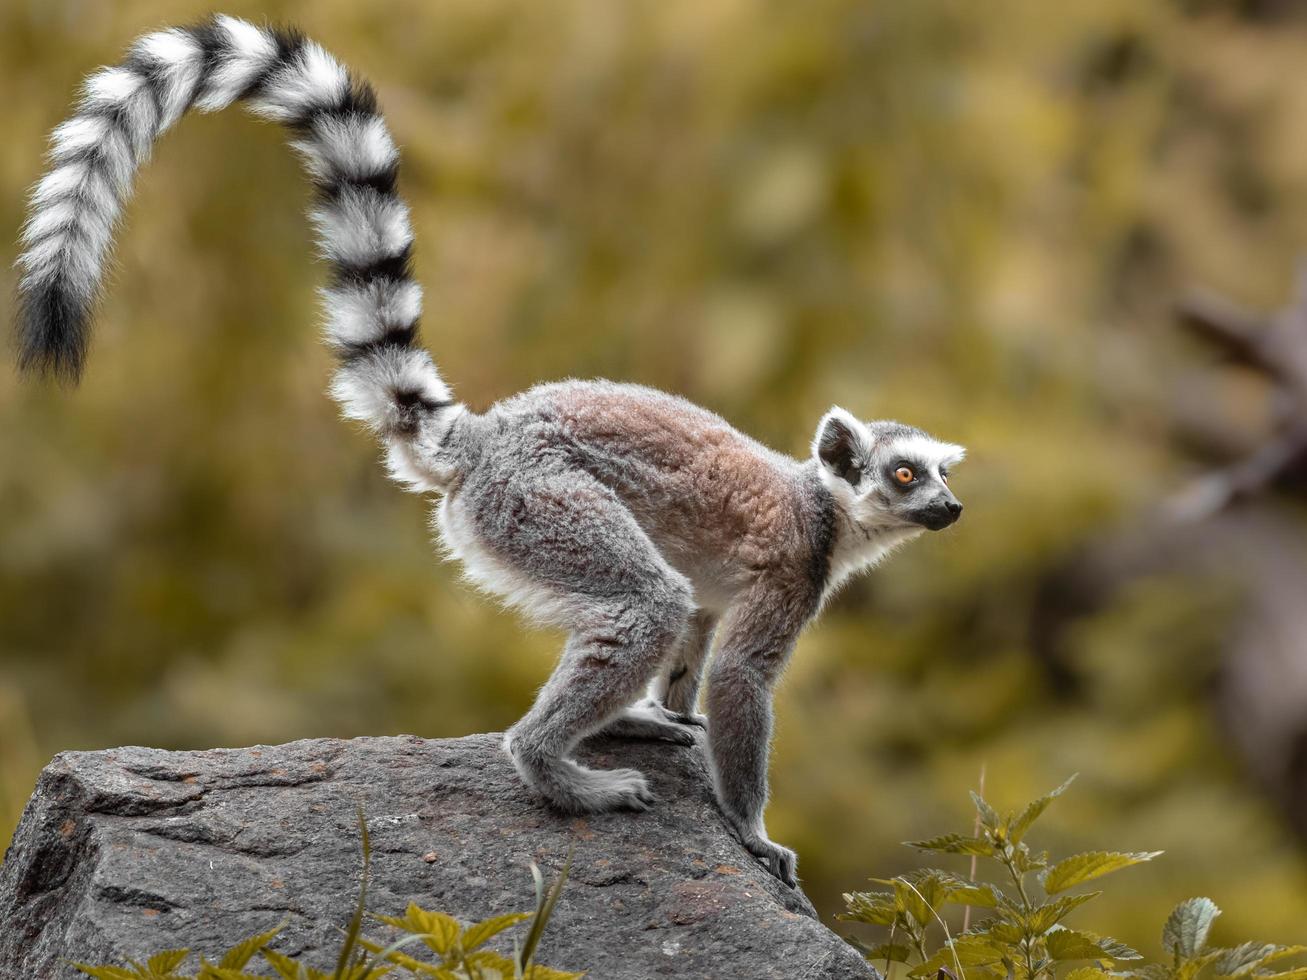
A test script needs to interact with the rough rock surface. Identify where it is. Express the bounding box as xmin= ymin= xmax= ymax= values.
xmin=0 ymin=732 xmax=871 ymax=979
